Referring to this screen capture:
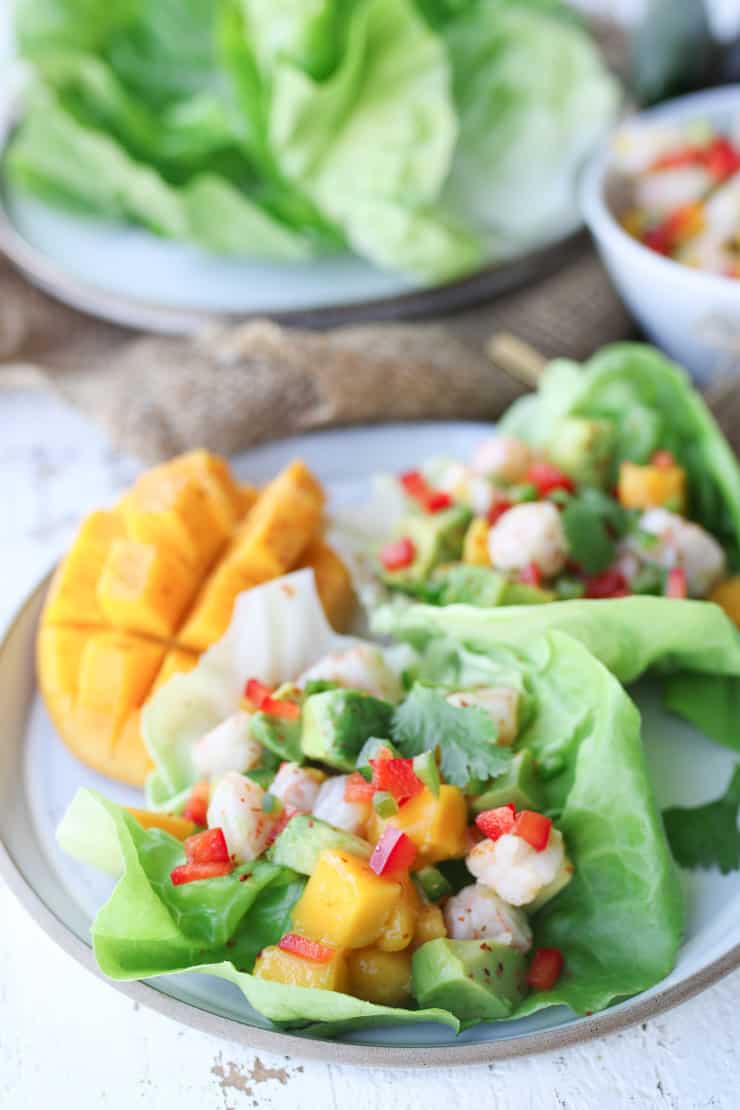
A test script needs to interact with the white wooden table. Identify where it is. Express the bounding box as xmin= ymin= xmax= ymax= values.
xmin=0 ymin=386 xmax=738 ymax=1108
